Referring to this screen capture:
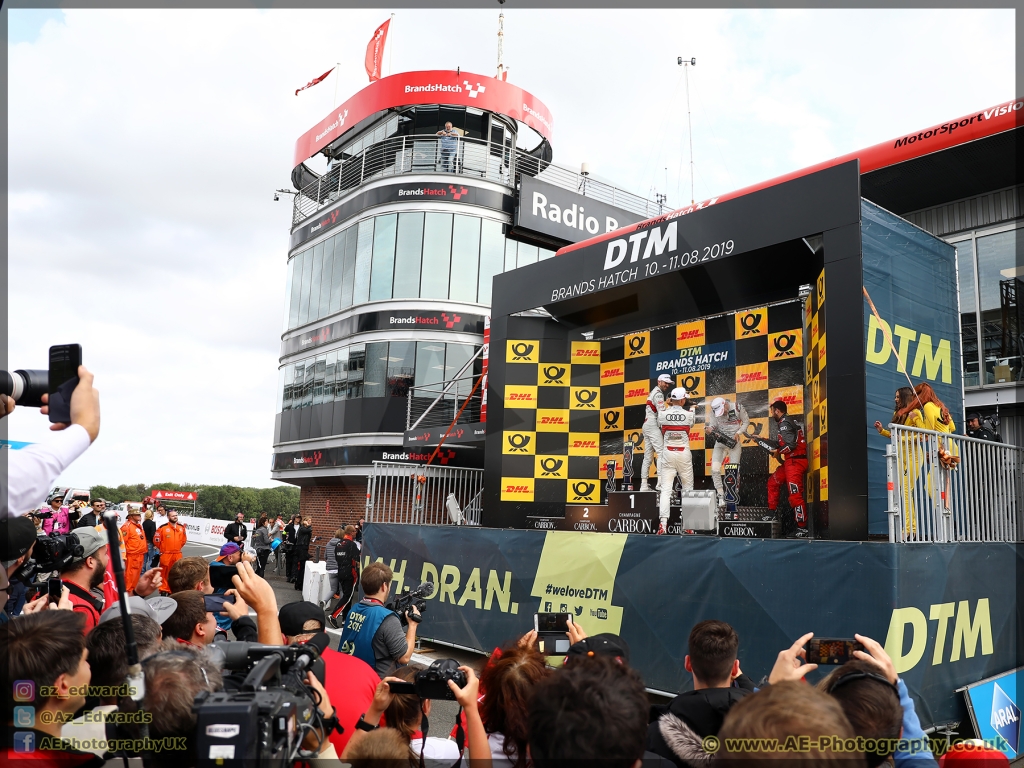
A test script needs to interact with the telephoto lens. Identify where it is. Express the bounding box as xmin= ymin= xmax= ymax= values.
xmin=0 ymin=369 xmax=49 ymax=408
